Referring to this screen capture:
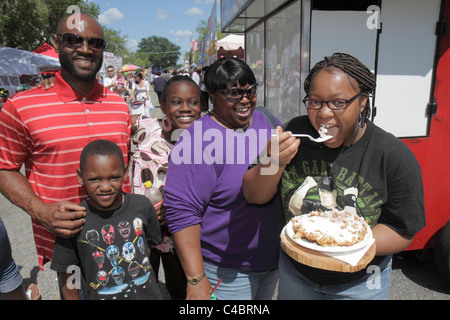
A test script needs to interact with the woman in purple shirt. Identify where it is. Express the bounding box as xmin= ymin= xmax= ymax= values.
xmin=164 ymin=57 xmax=284 ymax=300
